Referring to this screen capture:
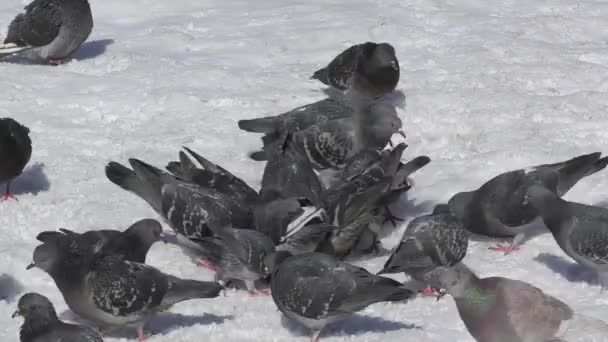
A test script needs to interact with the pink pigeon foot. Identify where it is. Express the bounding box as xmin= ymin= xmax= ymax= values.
xmin=137 ymin=327 xmax=148 ymax=342
xmin=0 ymin=192 xmax=17 ymax=202
xmin=195 ymin=258 xmax=217 ymax=271
xmin=48 ymin=59 xmax=62 ymax=65
xmin=418 ymin=285 xmax=439 ymax=297
xmin=383 ymin=207 xmax=404 ymax=227
xmin=488 ymin=243 xmax=519 ymax=255
xmin=248 ymin=289 xmax=271 ymax=296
